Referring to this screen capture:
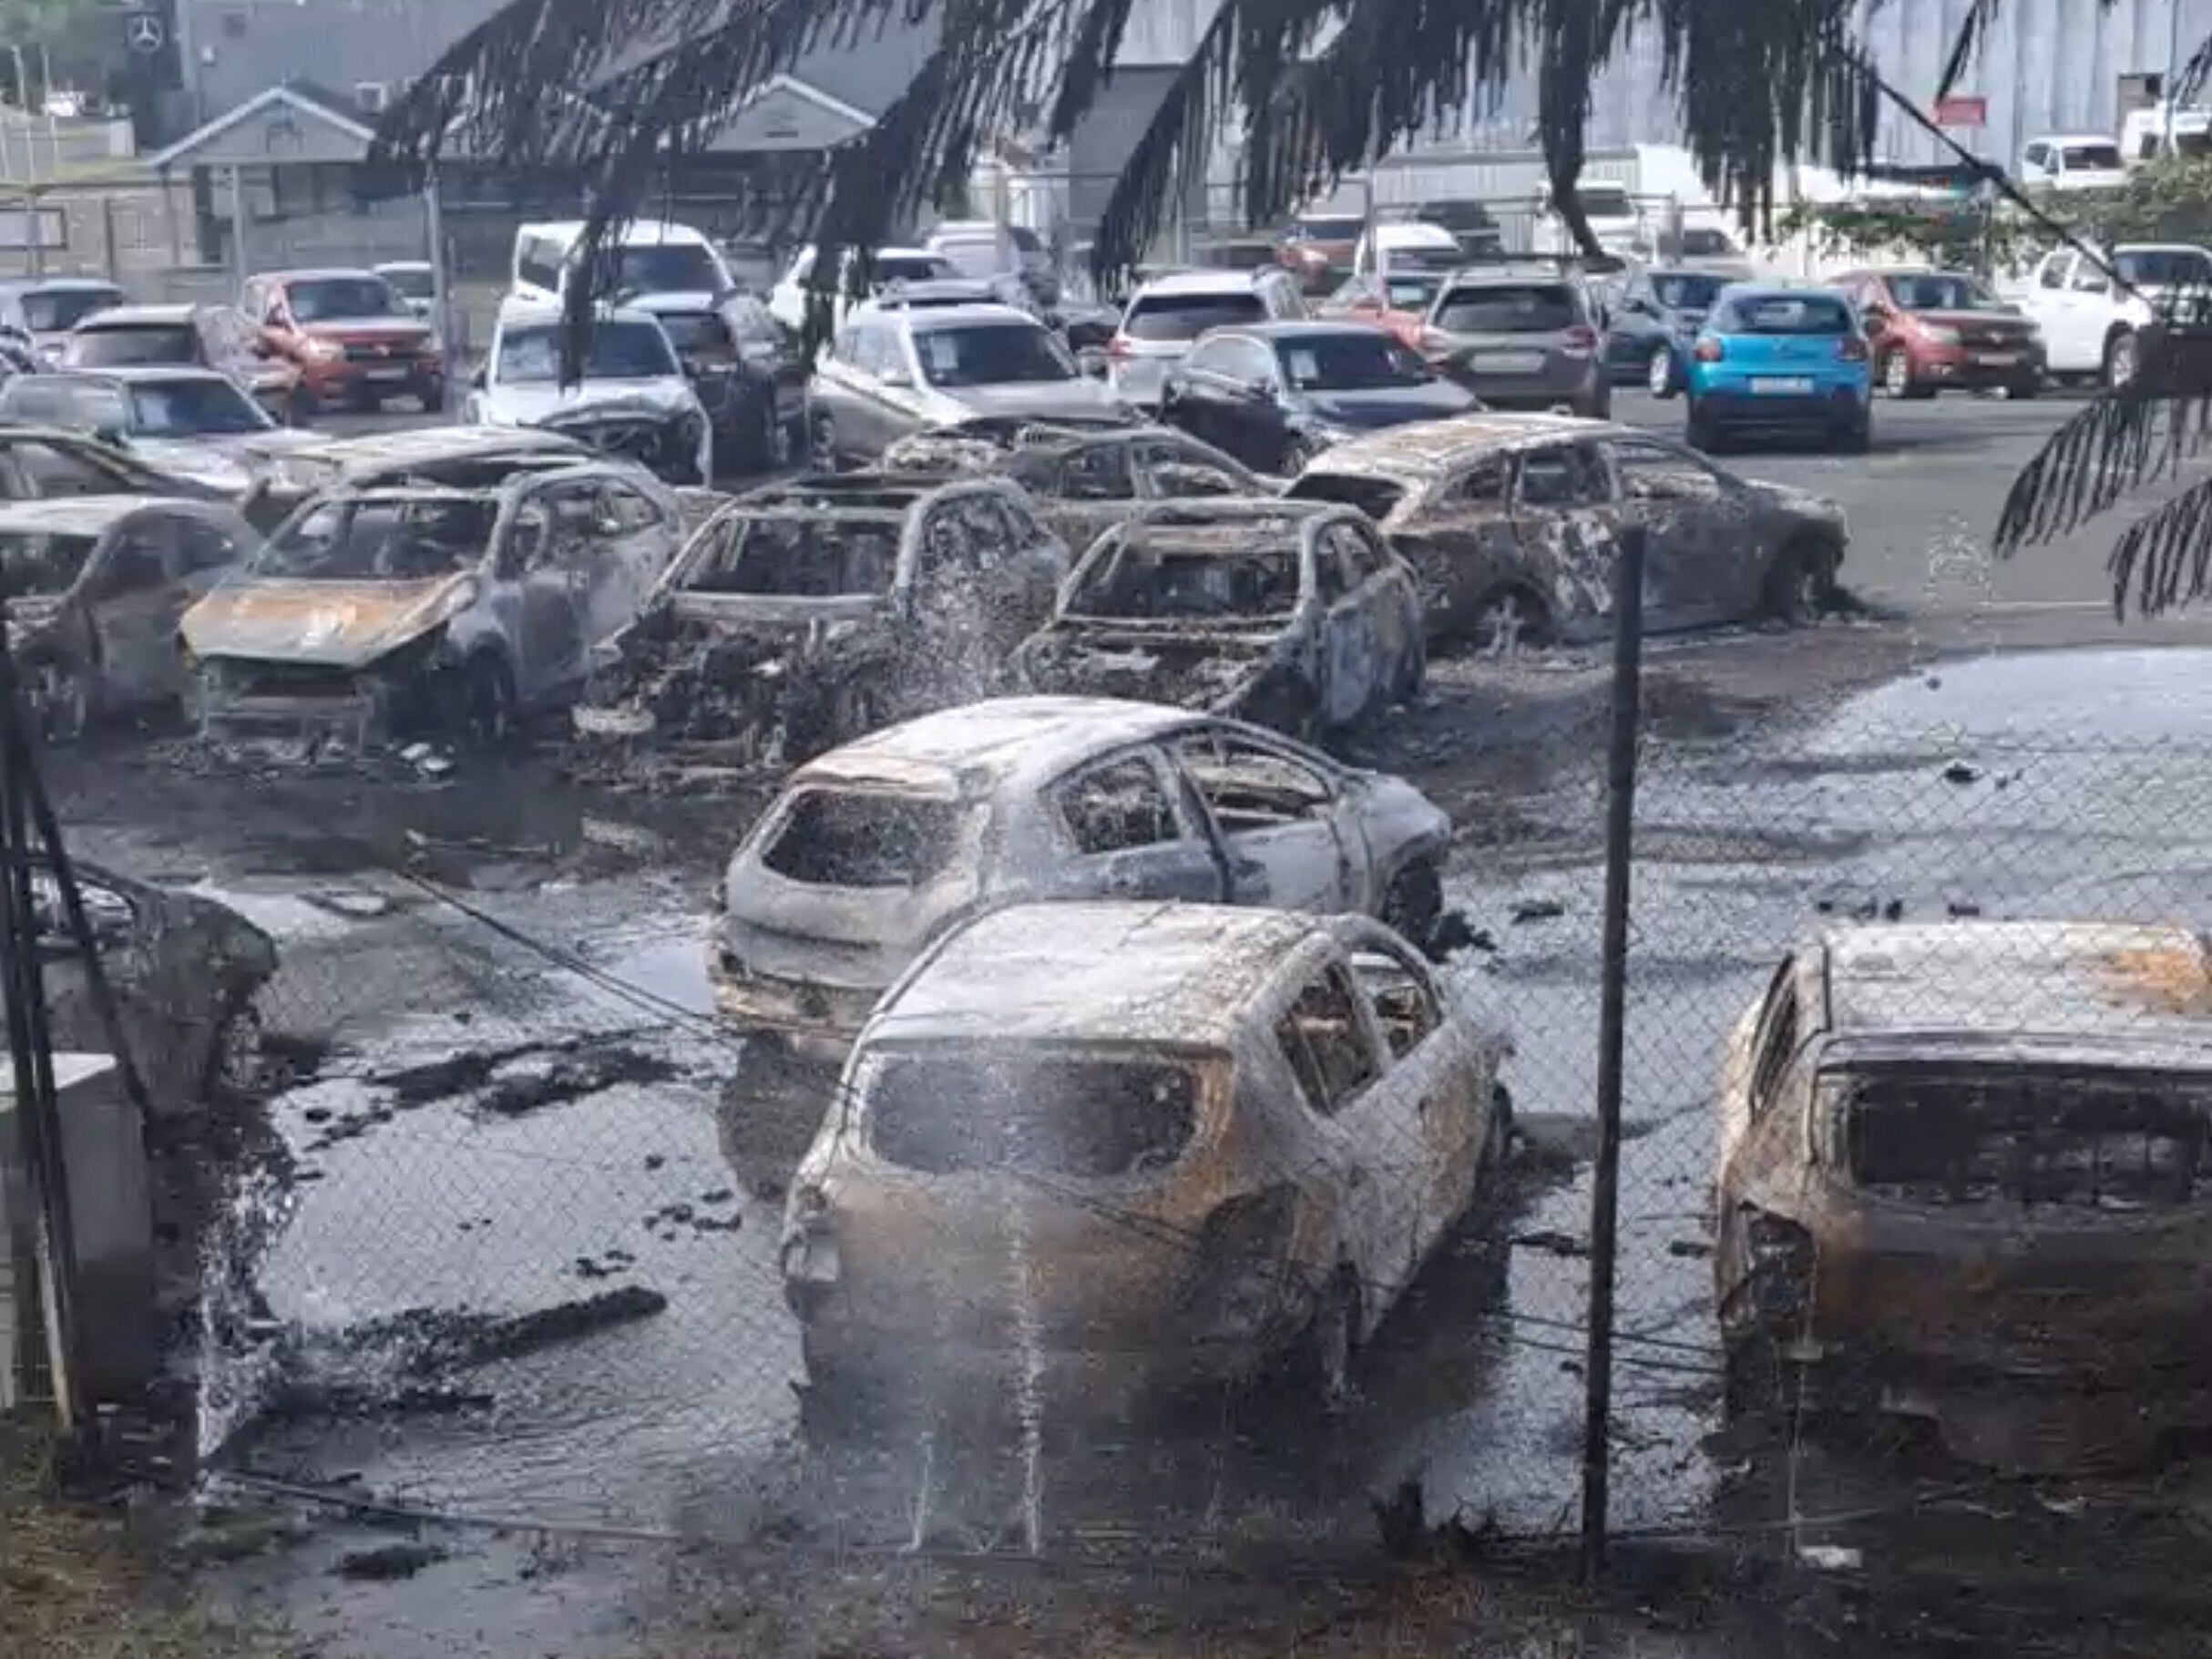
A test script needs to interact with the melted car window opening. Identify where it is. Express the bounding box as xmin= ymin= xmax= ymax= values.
xmin=688 ymin=516 xmax=898 ymax=598
xmin=1072 ymin=538 xmax=1299 ymax=620
xmin=0 ymin=529 xmax=97 ymax=597
xmin=760 ymin=789 xmax=962 ymax=888
xmin=1284 ymin=473 xmax=1407 ymax=520
xmin=1353 ymin=952 xmax=1440 ymax=1059
xmin=868 ymin=1052 xmax=1199 ymax=1178
xmin=259 ymin=497 xmax=492 ymax=580
xmin=1178 ymin=737 xmax=1332 ymax=831
xmin=1060 ymin=757 xmax=1182 ymax=854
xmin=1276 ymin=970 xmax=1377 ymax=1116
